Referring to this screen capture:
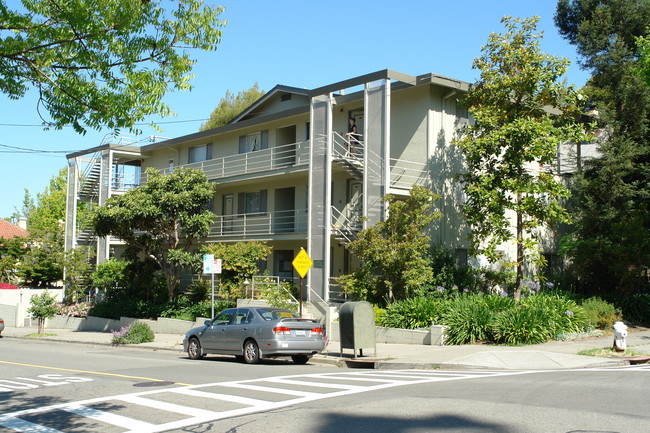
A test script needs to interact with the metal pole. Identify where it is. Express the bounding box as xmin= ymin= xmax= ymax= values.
xmin=211 ymin=272 xmax=215 ymax=320
xmin=299 ymin=277 xmax=303 ymax=317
